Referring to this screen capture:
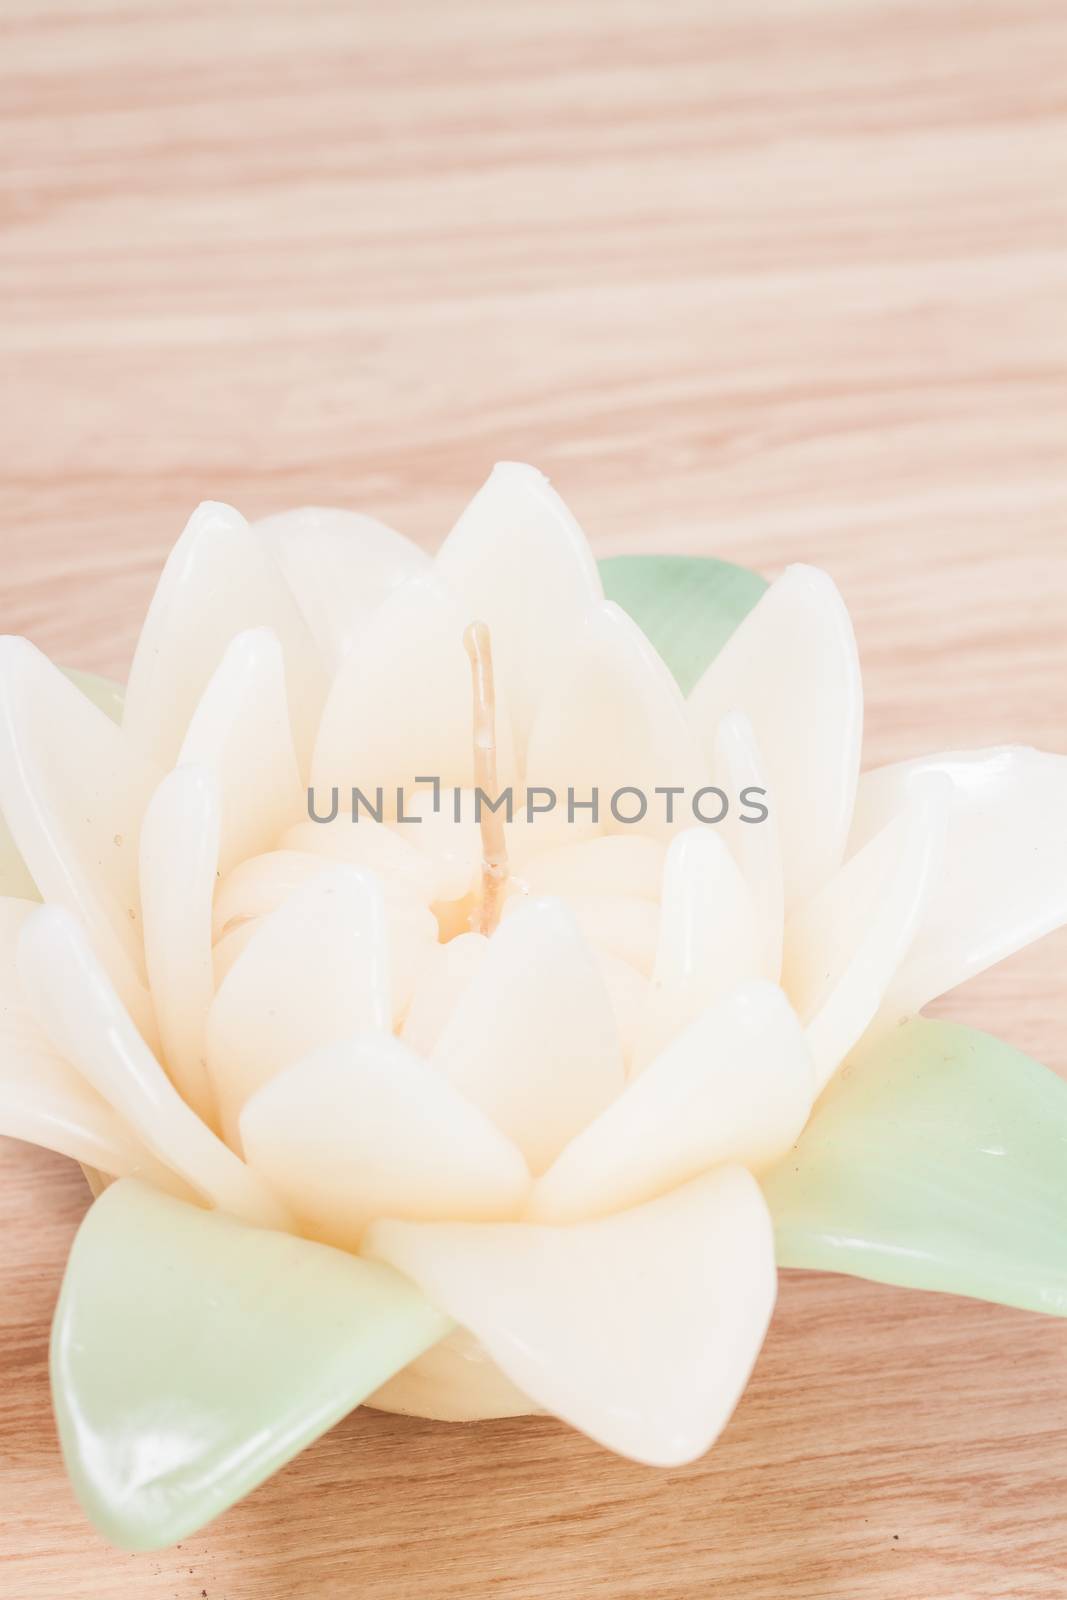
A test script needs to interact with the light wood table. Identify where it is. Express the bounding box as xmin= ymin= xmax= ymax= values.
xmin=2 ymin=2 xmax=1066 ymax=1595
